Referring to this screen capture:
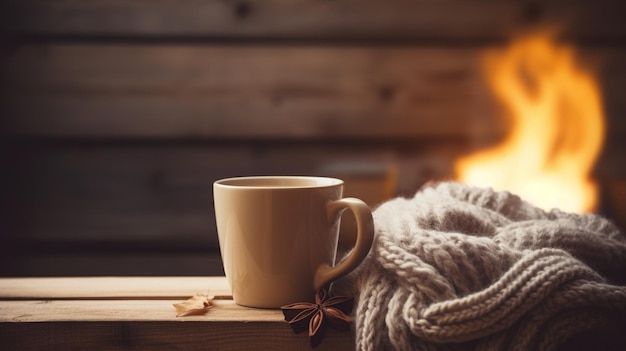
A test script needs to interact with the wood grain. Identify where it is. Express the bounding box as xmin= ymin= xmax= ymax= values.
xmin=1 ymin=0 xmax=625 ymax=40
xmin=0 ymin=142 xmax=404 ymax=246
xmin=0 ymin=277 xmax=230 ymax=299
xmin=0 ymin=277 xmax=355 ymax=350
xmin=0 ymin=300 xmax=283 ymax=322
xmin=0 ymin=253 xmax=226 ymax=277
xmin=0 ymin=321 xmax=355 ymax=351
xmin=0 ymin=44 xmax=500 ymax=139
